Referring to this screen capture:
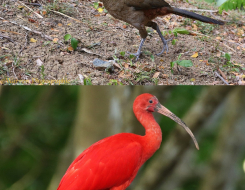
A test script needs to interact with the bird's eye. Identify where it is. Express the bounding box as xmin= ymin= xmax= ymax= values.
xmin=149 ymin=100 xmax=153 ymax=104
